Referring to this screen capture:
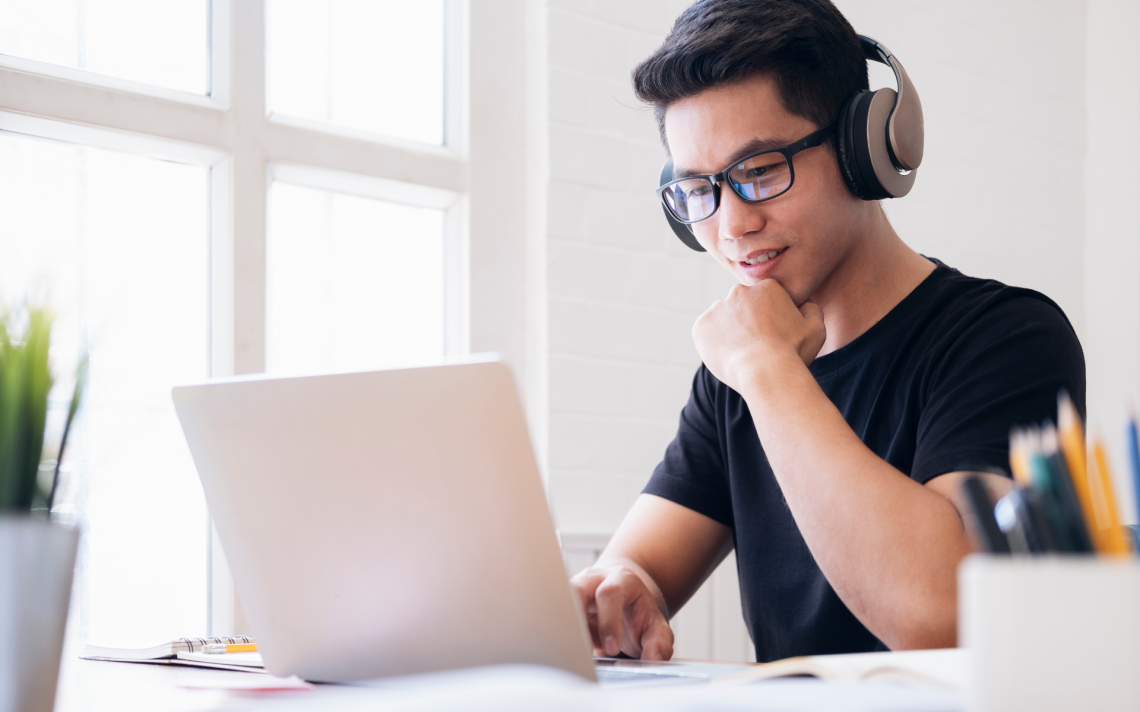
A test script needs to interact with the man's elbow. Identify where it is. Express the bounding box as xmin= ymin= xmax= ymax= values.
xmin=880 ymin=596 xmax=958 ymax=651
